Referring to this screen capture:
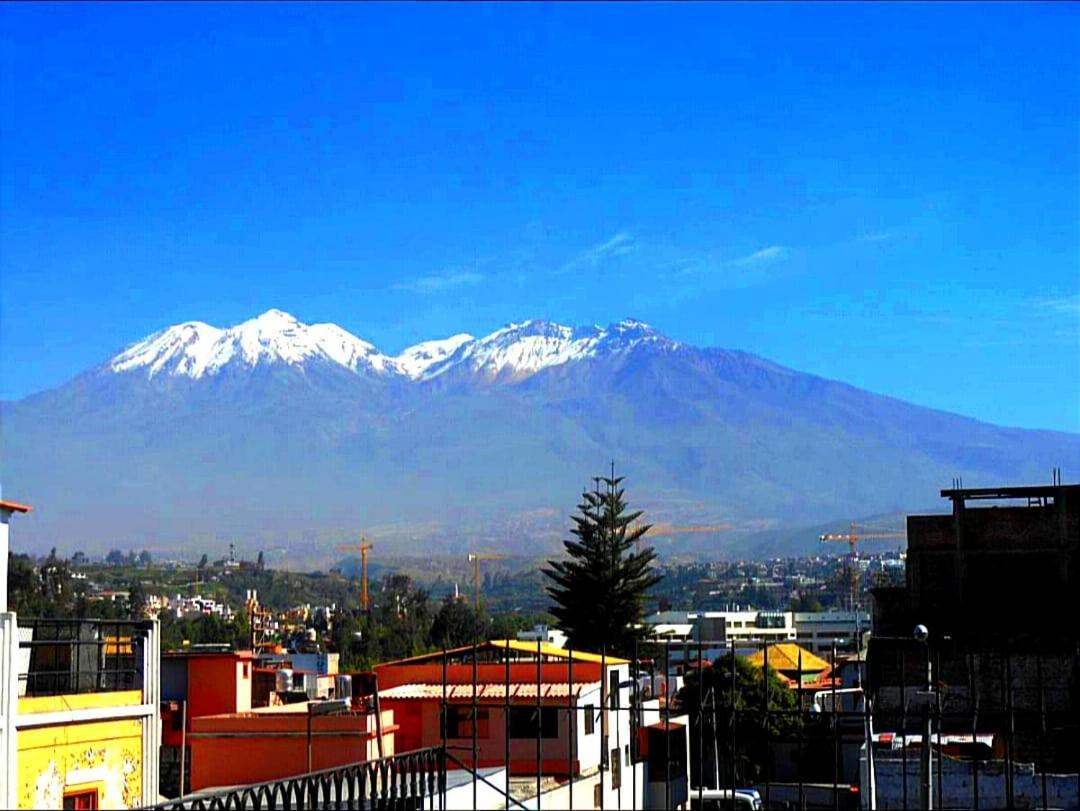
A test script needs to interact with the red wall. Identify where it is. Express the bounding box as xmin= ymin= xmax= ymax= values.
xmin=375 ymin=661 xmax=601 ymax=689
xmin=187 ymin=655 xmax=251 ymax=718
xmin=189 ymin=711 xmax=395 ymax=791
